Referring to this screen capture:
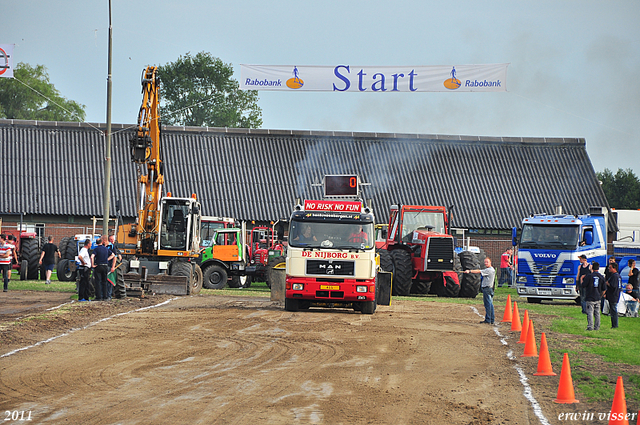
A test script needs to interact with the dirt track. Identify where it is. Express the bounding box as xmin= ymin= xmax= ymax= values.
xmin=0 ymin=292 xmax=611 ymax=424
